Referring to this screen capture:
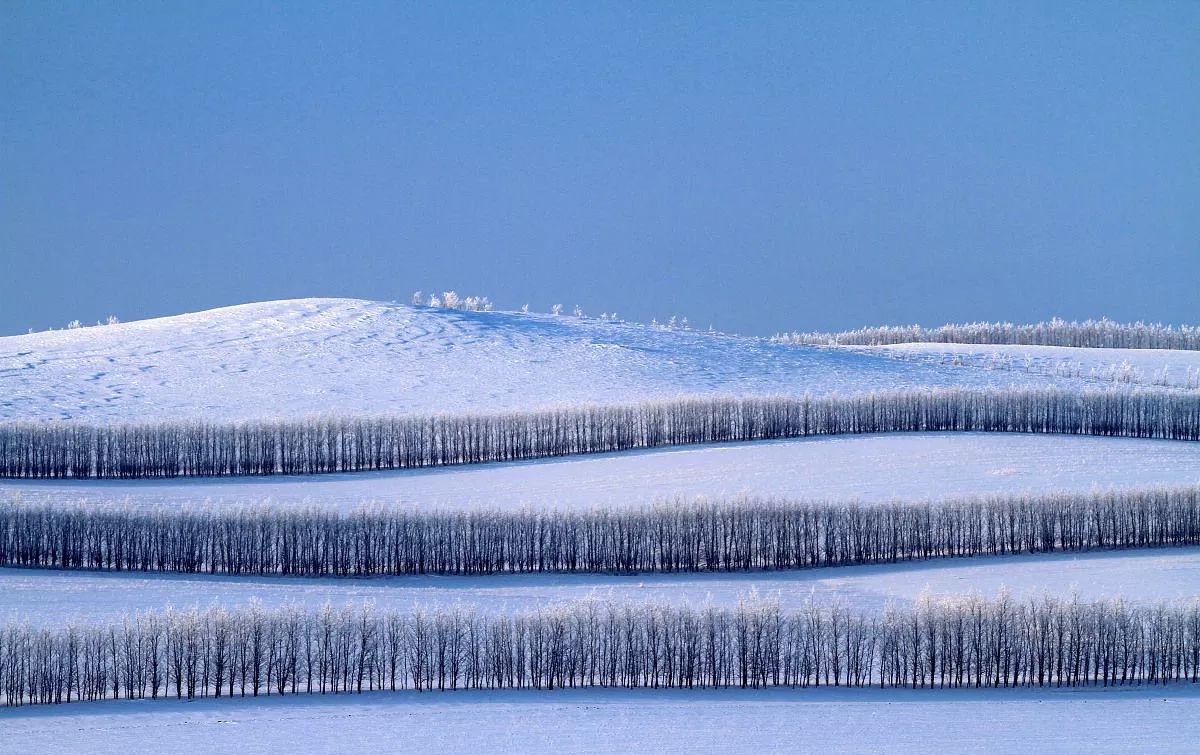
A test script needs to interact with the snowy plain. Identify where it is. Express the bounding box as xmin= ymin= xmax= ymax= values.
xmin=5 ymin=432 xmax=1198 ymax=512
xmin=5 ymin=547 xmax=1198 ymax=625
xmin=4 ymin=686 xmax=1199 ymax=755
xmin=0 ymin=298 xmax=1135 ymax=423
